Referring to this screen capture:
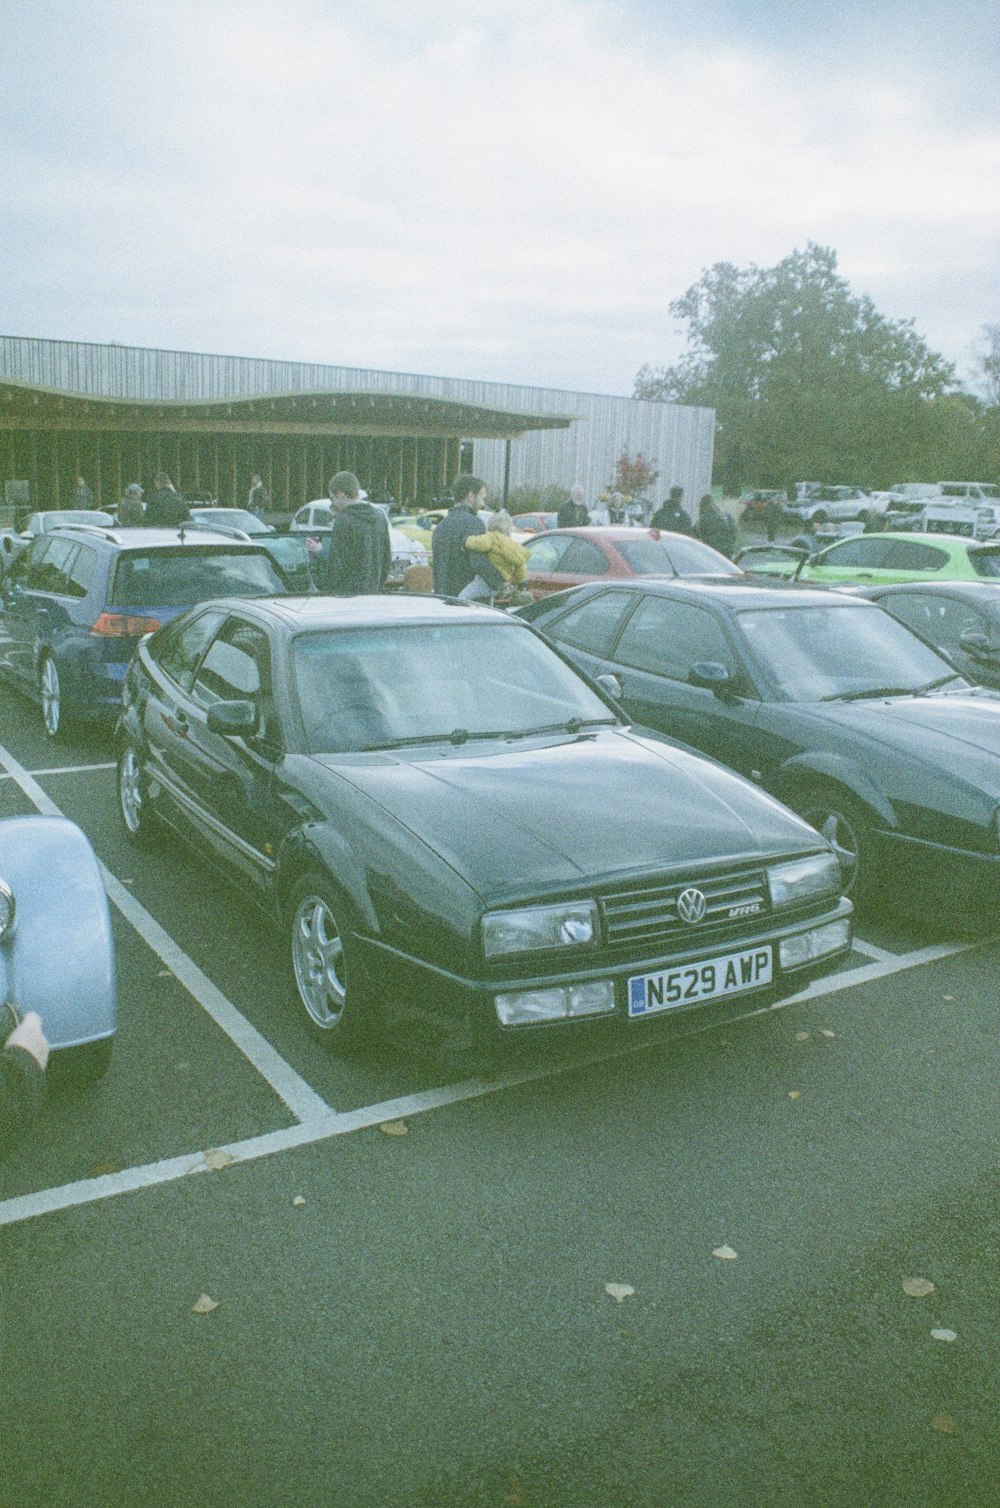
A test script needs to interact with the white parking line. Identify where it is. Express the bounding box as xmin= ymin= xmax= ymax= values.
xmin=0 ymin=736 xmax=986 ymax=1229
xmin=0 ymin=761 xmax=116 ymax=781
xmin=849 ymin=938 xmax=898 ymax=963
xmin=0 ymin=740 xmax=331 ymax=1123
xmin=0 ymin=928 xmax=982 ymax=1227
